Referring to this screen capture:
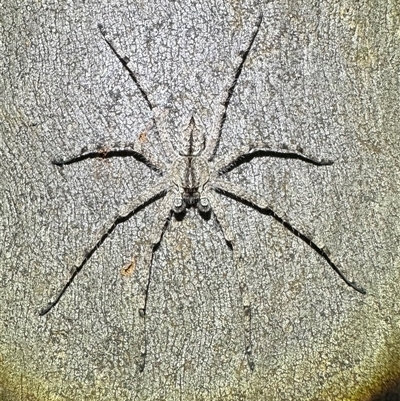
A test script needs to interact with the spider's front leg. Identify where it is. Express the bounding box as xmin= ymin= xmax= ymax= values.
xmin=39 ymin=180 xmax=170 ymax=317
xmin=212 ymin=179 xmax=366 ymax=294
xmin=205 ymin=189 xmax=255 ymax=371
